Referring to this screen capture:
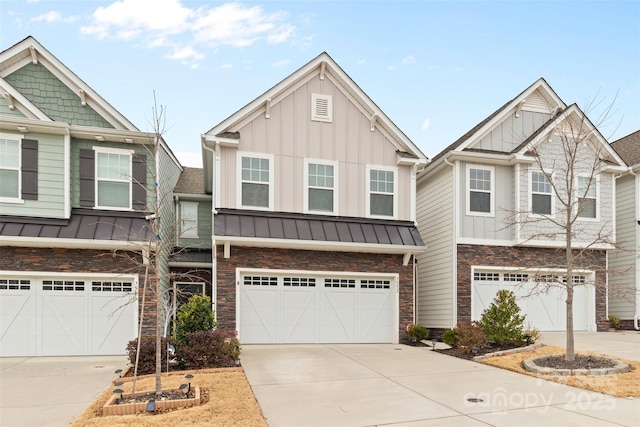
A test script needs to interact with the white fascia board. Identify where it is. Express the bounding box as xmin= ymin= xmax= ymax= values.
xmin=0 ymin=115 xmax=69 ymax=135
xmin=447 ymin=151 xmax=535 ymax=166
xmin=70 ymin=126 xmax=156 ymax=145
xmin=0 ymin=77 xmax=51 ymax=120
xmin=173 ymin=193 xmax=212 ymax=201
xmin=457 ymin=236 xmax=614 ymax=250
xmin=0 ymin=236 xmax=155 ymax=251
xmin=202 ymin=134 xmax=239 ymax=148
xmin=216 ymin=235 xmax=427 ymax=254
